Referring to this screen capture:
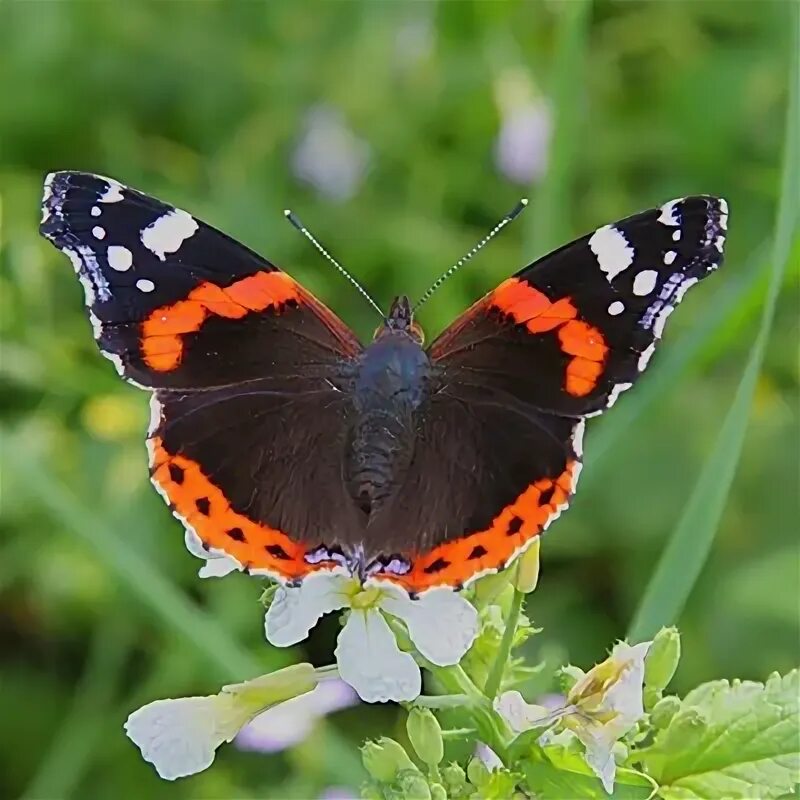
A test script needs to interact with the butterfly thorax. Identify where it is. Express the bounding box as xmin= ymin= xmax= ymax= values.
xmin=345 ymin=321 xmax=431 ymax=519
